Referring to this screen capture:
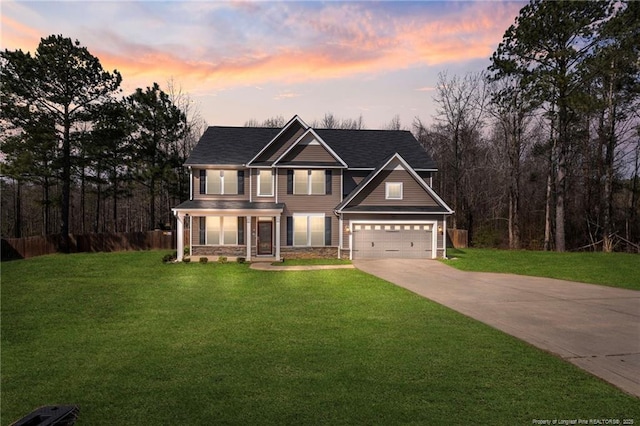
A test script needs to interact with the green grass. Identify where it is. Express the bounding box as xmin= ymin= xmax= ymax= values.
xmin=2 ymin=251 xmax=638 ymax=425
xmin=277 ymin=258 xmax=352 ymax=266
xmin=443 ymin=248 xmax=640 ymax=290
